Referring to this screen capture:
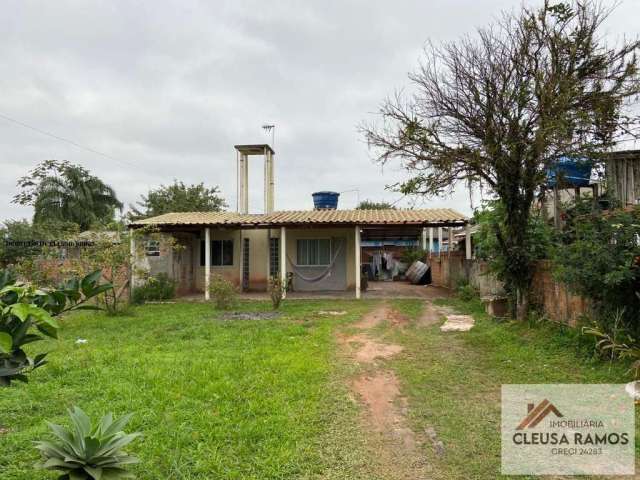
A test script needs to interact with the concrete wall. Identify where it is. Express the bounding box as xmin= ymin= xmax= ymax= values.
xmin=285 ymin=227 xmax=355 ymax=291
